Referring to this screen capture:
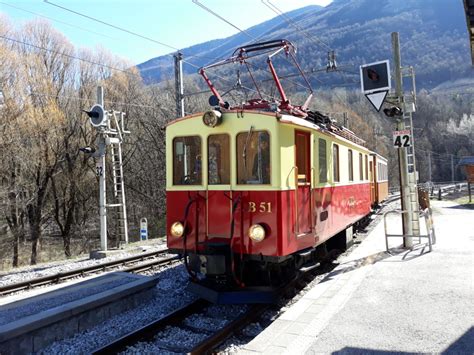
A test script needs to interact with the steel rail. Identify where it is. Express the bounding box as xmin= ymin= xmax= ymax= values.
xmin=0 ymin=248 xmax=171 ymax=296
xmin=189 ymin=303 xmax=270 ymax=354
xmin=92 ymin=299 xmax=210 ymax=354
